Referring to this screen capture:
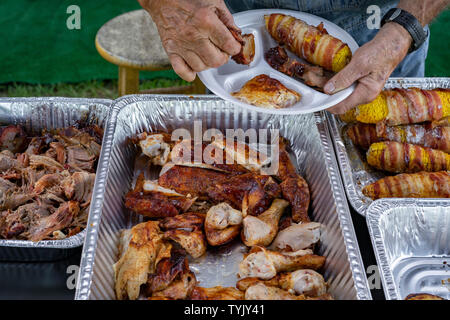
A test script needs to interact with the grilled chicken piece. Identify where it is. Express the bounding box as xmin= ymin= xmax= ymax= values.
xmin=242 ymin=199 xmax=289 ymax=247
xmin=270 ymin=222 xmax=321 ymax=252
xmin=151 ymin=271 xmax=197 ymax=300
xmin=189 ymin=286 xmax=244 ymax=300
xmin=159 ymin=212 xmax=207 ymax=258
xmin=0 ymin=125 xmax=27 ymax=154
xmin=146 ymin=247 xmax=190 ymax=294
xmin=232 ymin=74 xmax=301 ymax=109
xmin=405 ymin=293 xmax=445 ymax=300
xmin=238 ymin=246 xmax=325 ymax=279
xmin=163 ymin=229 xmax=207 ymax=259
xmin=278 ymin=269 xmax=327 ymax=297
xmin=136 ymin=132 xmax=173 ymax=166
xmin=28 ymin=201 xmax=80 ymax=242
xmin=159 ymin=165 xmax=228 ymax=198
xmin=236 ymin=277 xmax=280 ymax=291
xmin=245 ymin=283 xmax=306 ymax=300
xmin=205 ymin=202 xmax=243 ymax=246
xmin=265 ymin=46 xmax=332 ymax=90
xmin=230 ymin=28 xmax=255 ymax=65
xmin=113 ymin=221 xmax=170 ymax=300
xmin=207 ymin=173 xmax=281 ymax=216
xmin=277 ymin=138 xmax=310 ymax=222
